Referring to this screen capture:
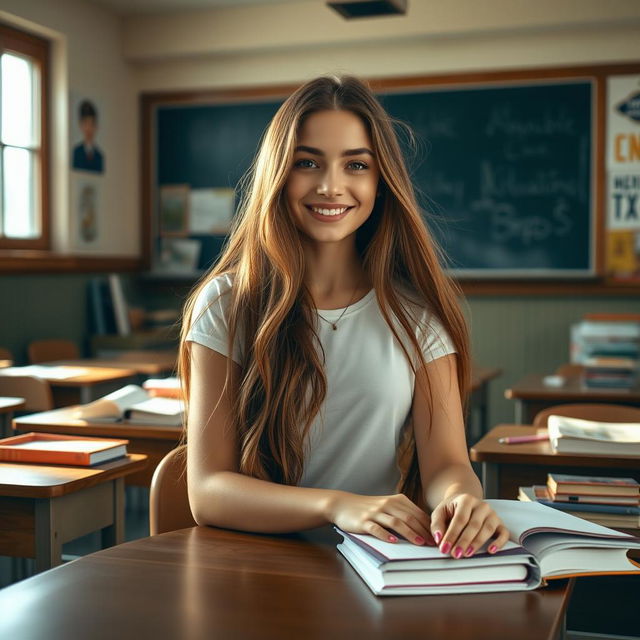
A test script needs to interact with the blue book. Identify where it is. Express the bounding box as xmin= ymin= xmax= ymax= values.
xmin=519 ymin=486 xmax=640 ymax=515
